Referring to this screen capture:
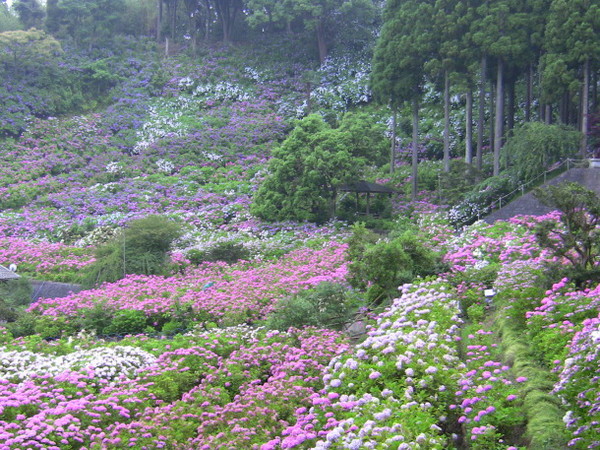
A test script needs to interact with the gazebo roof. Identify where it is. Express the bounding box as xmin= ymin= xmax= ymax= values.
xmin=0 ymin=265 xmax=19 ymax=280
xmin=338 ymin=180 xmax=395 ymax=194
